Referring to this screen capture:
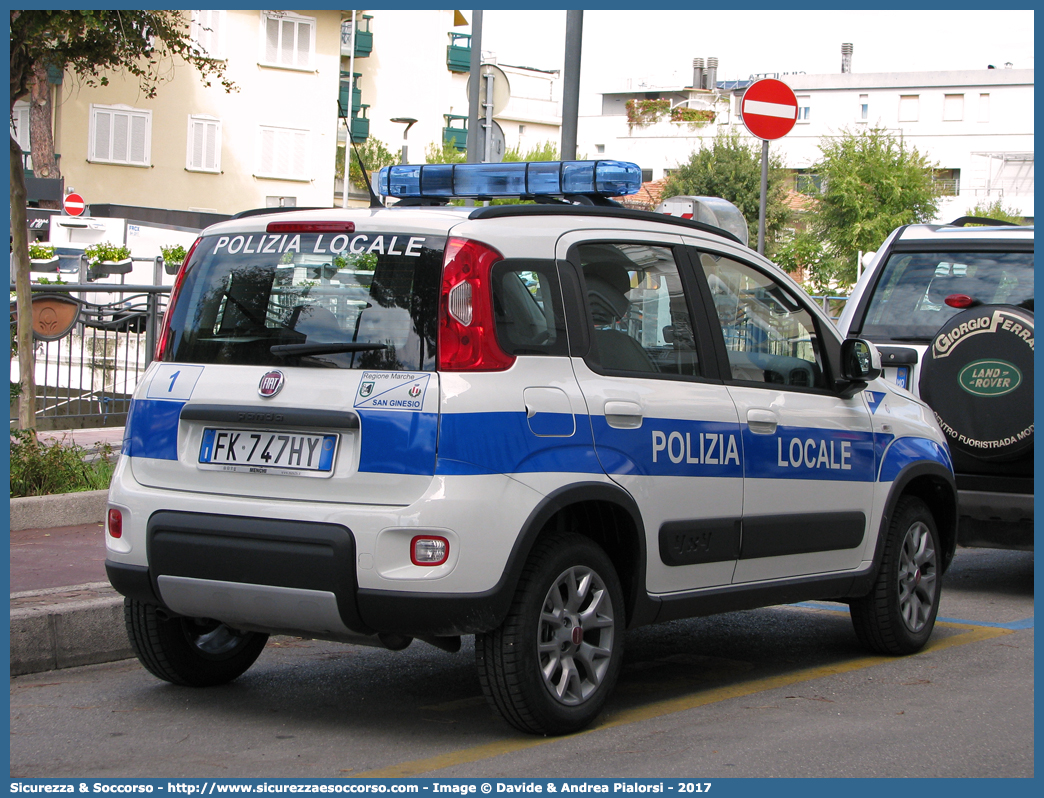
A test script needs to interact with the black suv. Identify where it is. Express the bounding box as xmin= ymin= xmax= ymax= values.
xmin=838 ymin=218 xmax=1033 ymax=550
